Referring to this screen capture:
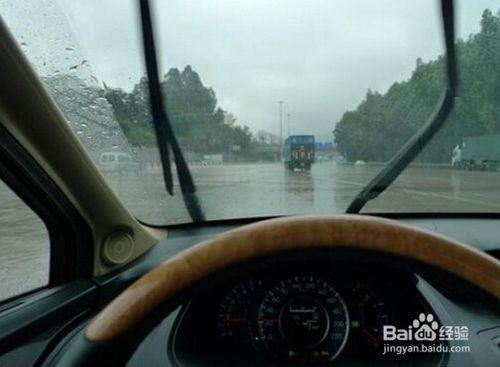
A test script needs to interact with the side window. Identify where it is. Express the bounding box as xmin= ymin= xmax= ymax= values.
xmin=0 ymin=179 xmax=49 ymax=302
